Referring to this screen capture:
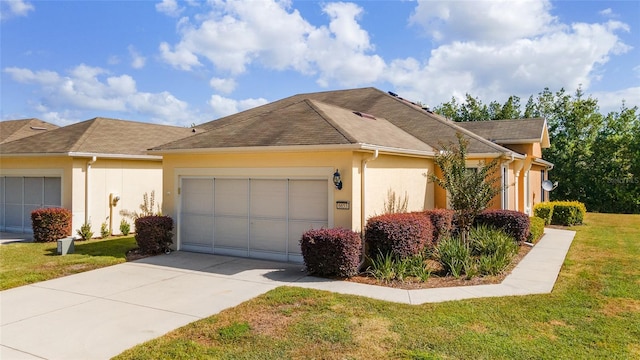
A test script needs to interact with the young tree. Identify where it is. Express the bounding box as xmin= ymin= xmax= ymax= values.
xmin=430 ymin=133 xmax=503 ymax=243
